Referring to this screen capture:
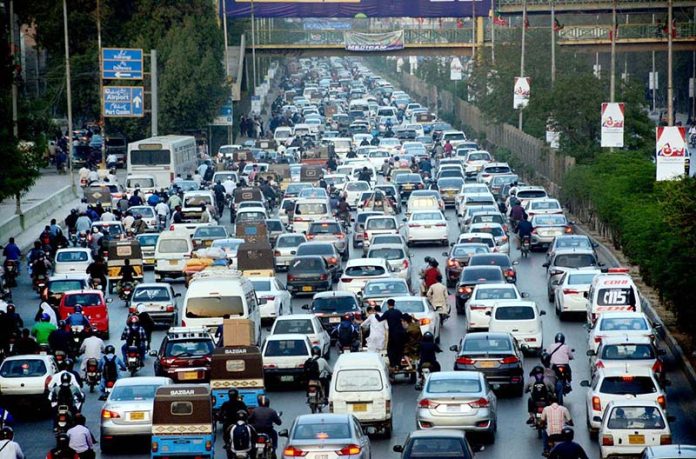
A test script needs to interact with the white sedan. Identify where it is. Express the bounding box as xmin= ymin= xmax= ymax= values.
xmin=270 ymin=314 xmax=331 ymax=358
xmin=344 ymin=181 xmax=371 ymax=207
xmin=337 ymin=258 xmax=392 ymax=295
xmin=465 ymin=283 xmax=523 ymax=331
xmin=587 ymin=312 xmax=656 ymax=353
xmin=54 ymin=248 xmax=93 ymax=275
xmin=382 ymin=296 xmax=441 ymax=342
xmin=553 ymin=269 xmax=601 ymax=320
xmin=249 ymin=277 xmax=292 ymax=322
xmin=403 ymin=210 xmax=449 ymax=246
